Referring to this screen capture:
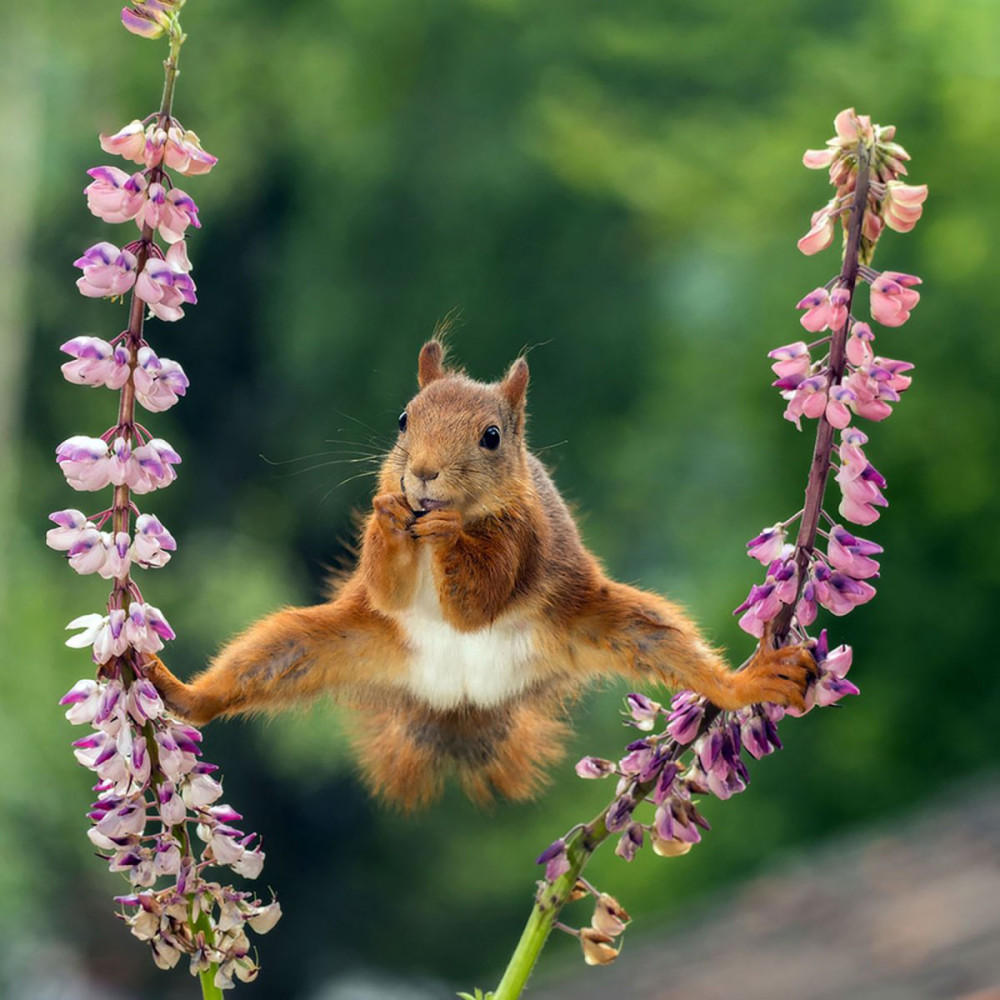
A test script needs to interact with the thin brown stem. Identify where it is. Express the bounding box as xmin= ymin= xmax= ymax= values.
xmin=108 ymin=45 xmax=181 ymax=613
xmin=771 ymin=142 xmax=872 ymax=643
